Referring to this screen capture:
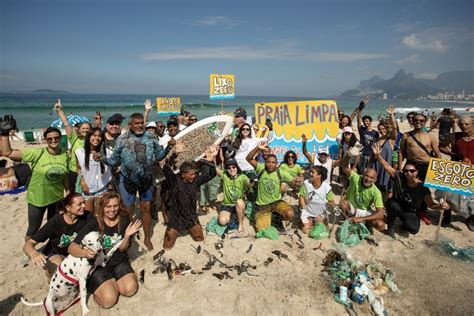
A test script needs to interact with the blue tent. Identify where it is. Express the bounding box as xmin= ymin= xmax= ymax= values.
xmin=51 ymin=115 xmax=90 ymax=128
